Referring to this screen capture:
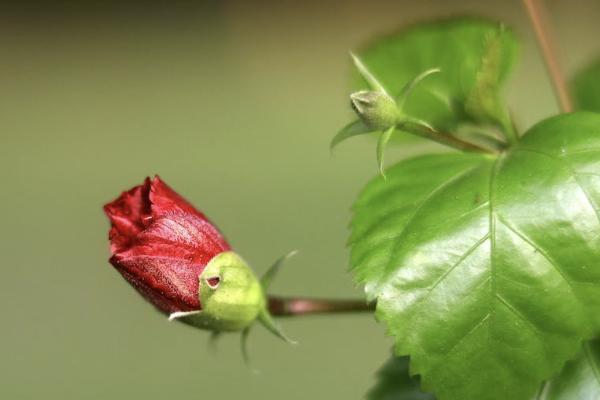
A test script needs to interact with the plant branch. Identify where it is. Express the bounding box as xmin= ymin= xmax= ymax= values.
xmin=399 ymin=120 xmax=499 ymax=154
xmin=268 ymin=296 xmax=375 ymax=317
xmin=522 ymin=0 xmax=573 ymax=112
